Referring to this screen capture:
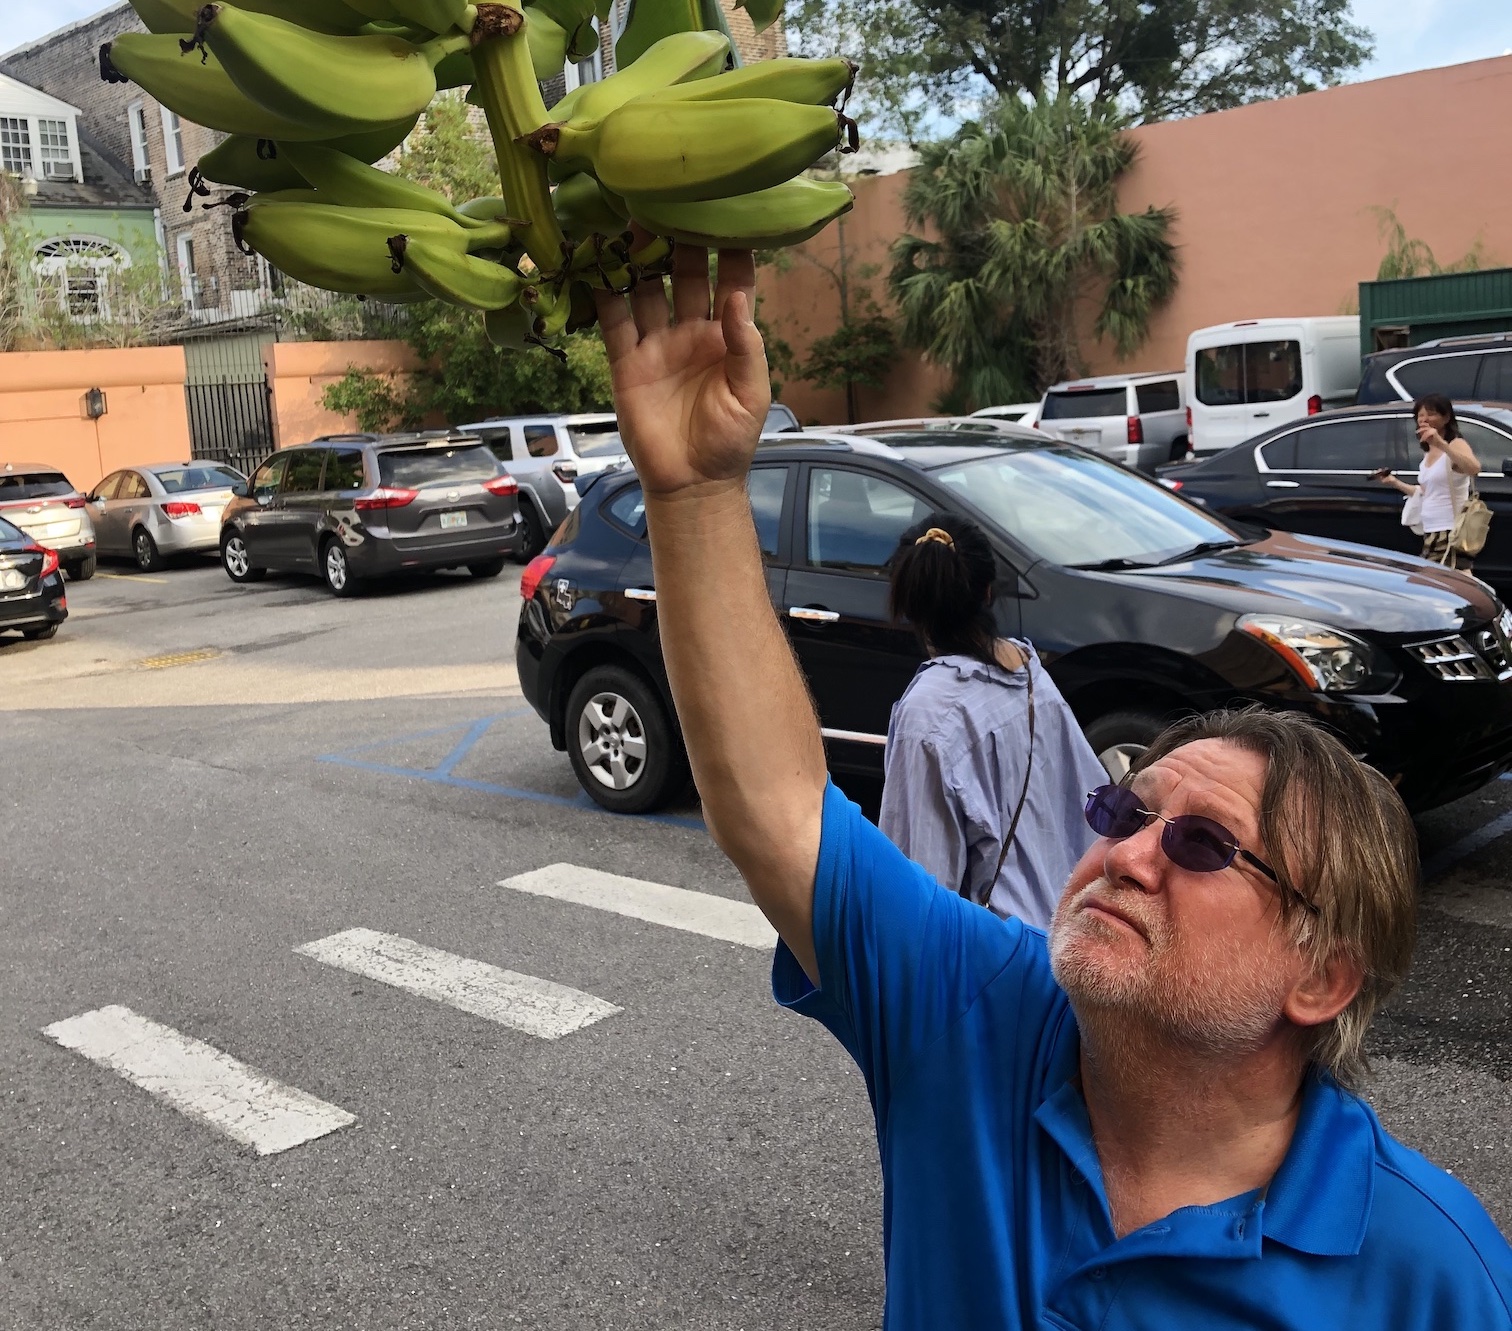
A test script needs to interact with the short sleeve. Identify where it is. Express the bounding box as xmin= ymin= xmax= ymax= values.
xmin=773 ymin=781 xmax=1028 ymax=1105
